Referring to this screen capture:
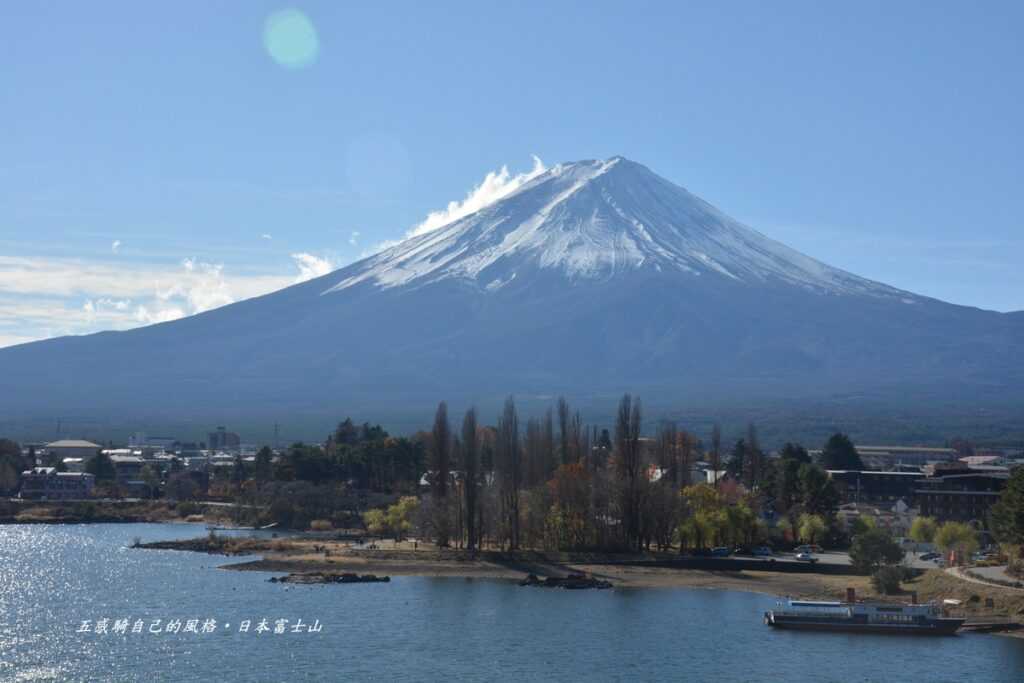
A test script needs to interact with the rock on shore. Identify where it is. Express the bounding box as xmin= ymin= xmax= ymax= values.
xmin=519 ymin=573 xmax=612 ymax=590
xmin=269 ymin=572 xmax=391 ymax=585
